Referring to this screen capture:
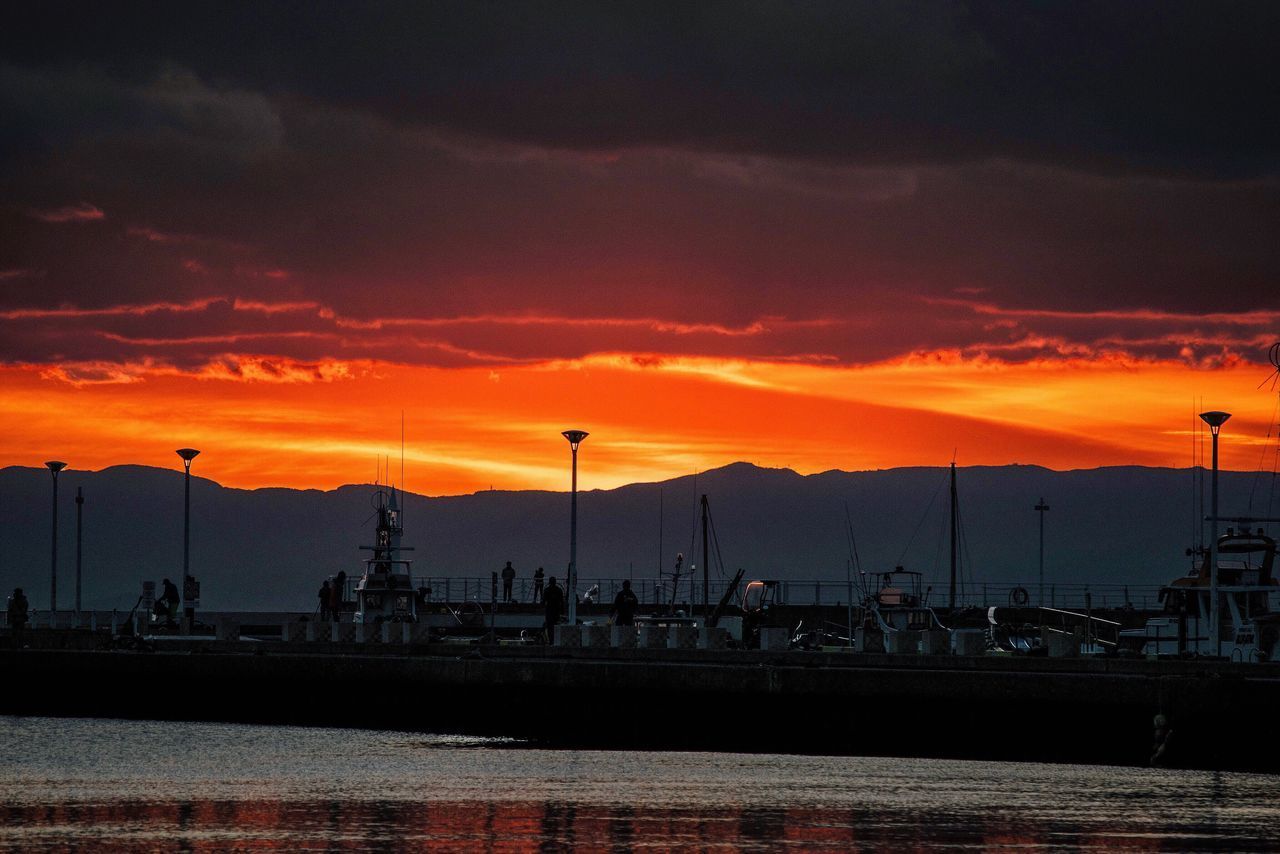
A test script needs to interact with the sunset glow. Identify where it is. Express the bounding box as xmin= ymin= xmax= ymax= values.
xmin=1 ymin=352 xmax=1273 ymax=493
